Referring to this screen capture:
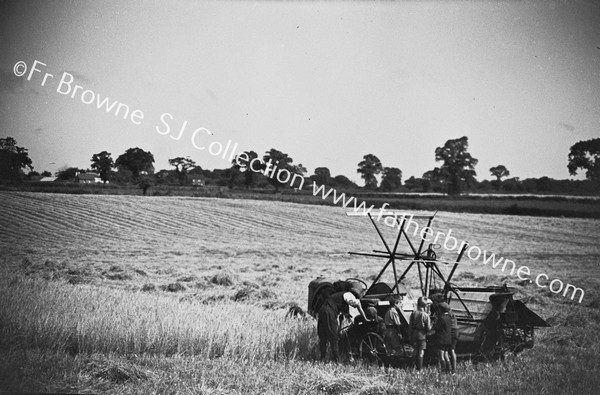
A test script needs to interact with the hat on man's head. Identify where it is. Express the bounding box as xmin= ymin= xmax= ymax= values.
xmin=438 ymin=302 xmax=451 ymax=313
